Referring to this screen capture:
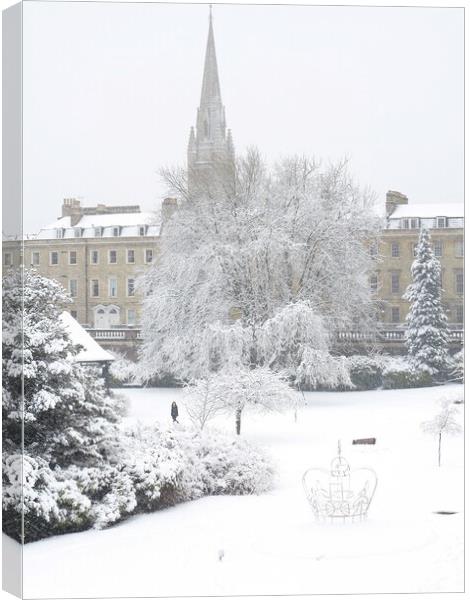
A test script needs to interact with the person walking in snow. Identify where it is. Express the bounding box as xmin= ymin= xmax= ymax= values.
xmin=171 ymin=401 xmax=179 ymax=424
